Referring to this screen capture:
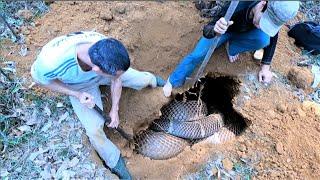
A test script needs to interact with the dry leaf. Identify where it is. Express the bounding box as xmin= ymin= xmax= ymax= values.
xmin=28 ymin=148 xmax=49 ymax=161
xmin=68 ymin=157 xmax=79 ymax=168
xmin=41 ymin=121 xmax=52 ymax=132
xmin=58 ymin=112 xmax=69 ymax=123
xmin=17 ymin=125 xmax=31 ymax=132
xmin=56 ymin=102 xmax=64 ymax=108
xmin=44 ymin=106 xmax=51 ymax=116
